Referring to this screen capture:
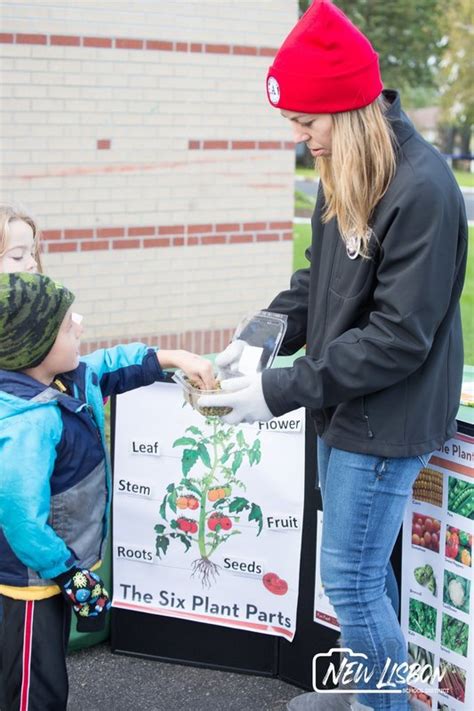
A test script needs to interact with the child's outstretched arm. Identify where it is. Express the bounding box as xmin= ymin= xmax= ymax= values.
xmin=82 ymin=343 xmax=215 ymax=397
xmin=158 ymin=349 xmax=215 ymax=390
